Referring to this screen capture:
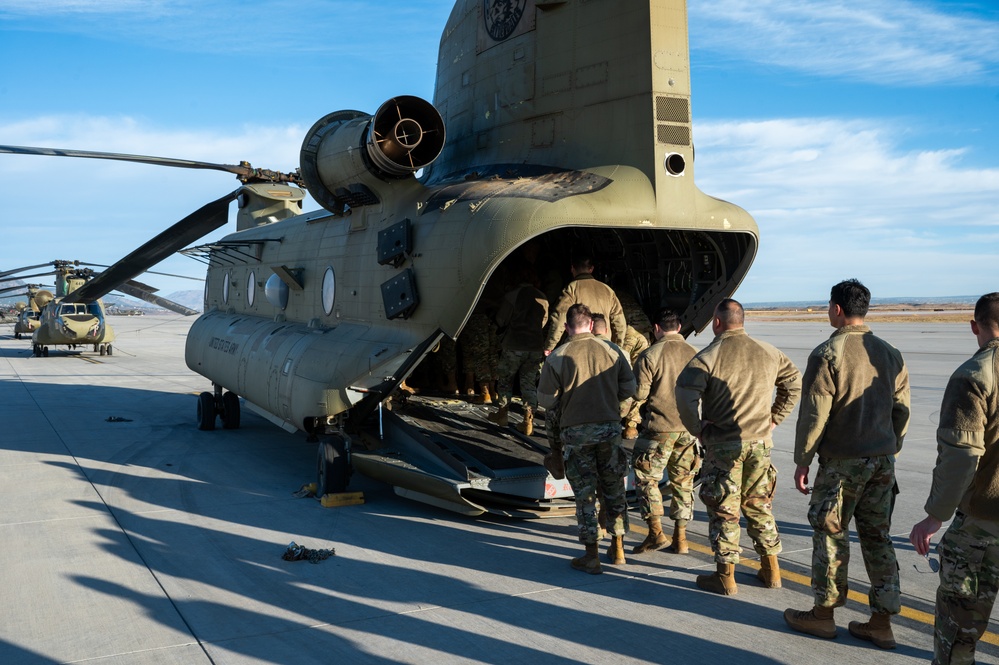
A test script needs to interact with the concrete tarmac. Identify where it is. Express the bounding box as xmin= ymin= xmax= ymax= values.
xmin=1 ymin=315 xmax=996 ymax=664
